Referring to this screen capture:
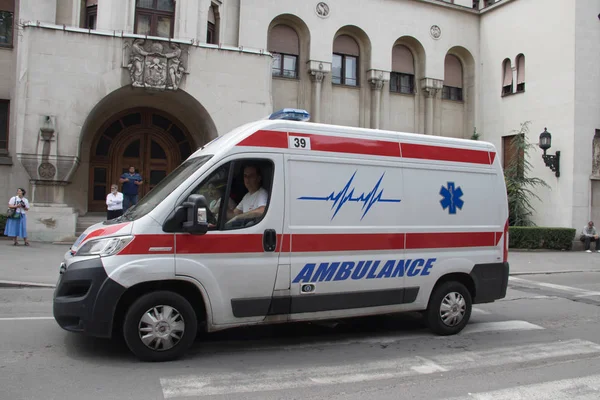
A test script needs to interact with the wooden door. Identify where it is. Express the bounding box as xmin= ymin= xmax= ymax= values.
xmin=88 ymin=108 xmax=196 ymax=212
xmin=115 ymin=132 xmax=174 ymax=198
